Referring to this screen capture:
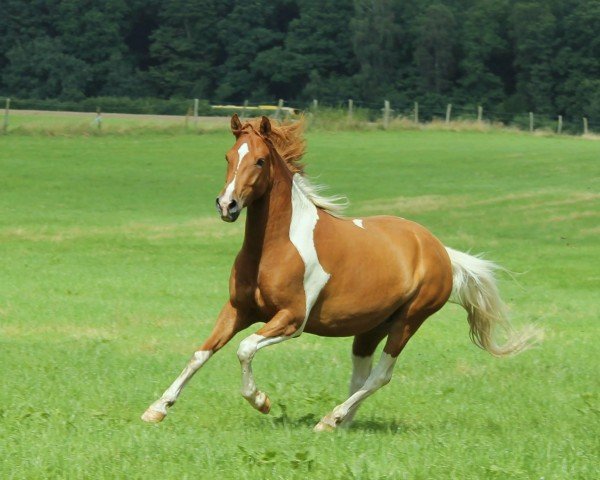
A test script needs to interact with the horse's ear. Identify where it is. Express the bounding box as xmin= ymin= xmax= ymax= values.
xmin=259 ymin=116 xmax=272 ymax=136
xmin=231 ymin=113 xmax=243 ymax=137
